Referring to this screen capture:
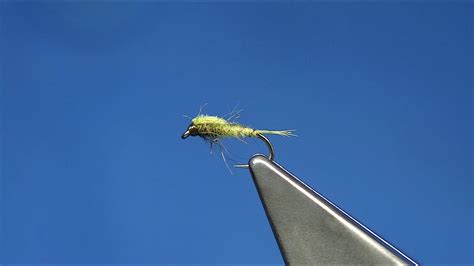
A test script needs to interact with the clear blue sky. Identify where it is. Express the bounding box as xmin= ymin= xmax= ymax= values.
xmin=1 ymin=2 xmax=472 ymax=264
